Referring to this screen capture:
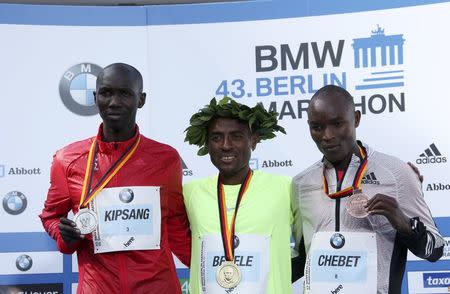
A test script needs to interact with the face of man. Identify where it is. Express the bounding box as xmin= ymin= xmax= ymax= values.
xmin=207 ymin=118 xmax=257 ymax=185
xmin=224 ymin=267 xmax=234 ymax=282
xmin=307 ymin=94 xmax=360 ymax=170
xmin=94 ymin=66 xmax=145 ymax=138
